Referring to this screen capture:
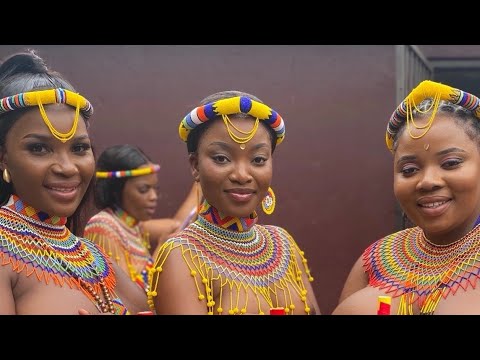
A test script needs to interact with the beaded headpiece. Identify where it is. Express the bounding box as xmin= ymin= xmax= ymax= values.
xmin=0 ymin=88 xmax=93 ymax=143
xmin=179 ymin=96 xmax=286 ymax=146
xmin=386 ymin=80 xmax=480 ymax=151
xmin=96 ymin=164 xmax=161 ymax=179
